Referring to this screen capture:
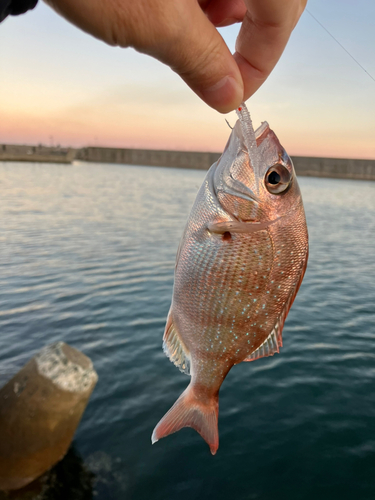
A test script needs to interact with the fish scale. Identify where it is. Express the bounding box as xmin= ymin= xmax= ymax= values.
xmin=152 ymin=103 xmax=308 ymax=454
xmin=177 ymin=233 xmax=272 ymax=350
